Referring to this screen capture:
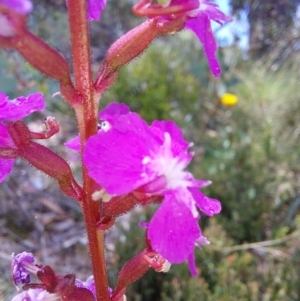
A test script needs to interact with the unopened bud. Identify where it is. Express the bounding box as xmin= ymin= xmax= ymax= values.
xmin=144 ymin=252 xmax=171 ymax=273
xmin=94 ymin=17 xmax=185 ymax=92
xmin=15 ymin=30 xmax=72 ymax=83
